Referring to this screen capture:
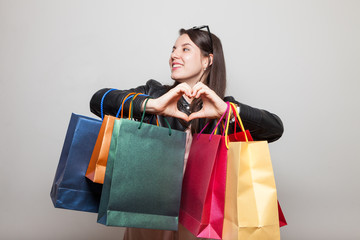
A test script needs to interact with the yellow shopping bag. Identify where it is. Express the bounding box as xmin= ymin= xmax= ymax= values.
xmin=222 ymin=103 xmax=280 ymax=240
